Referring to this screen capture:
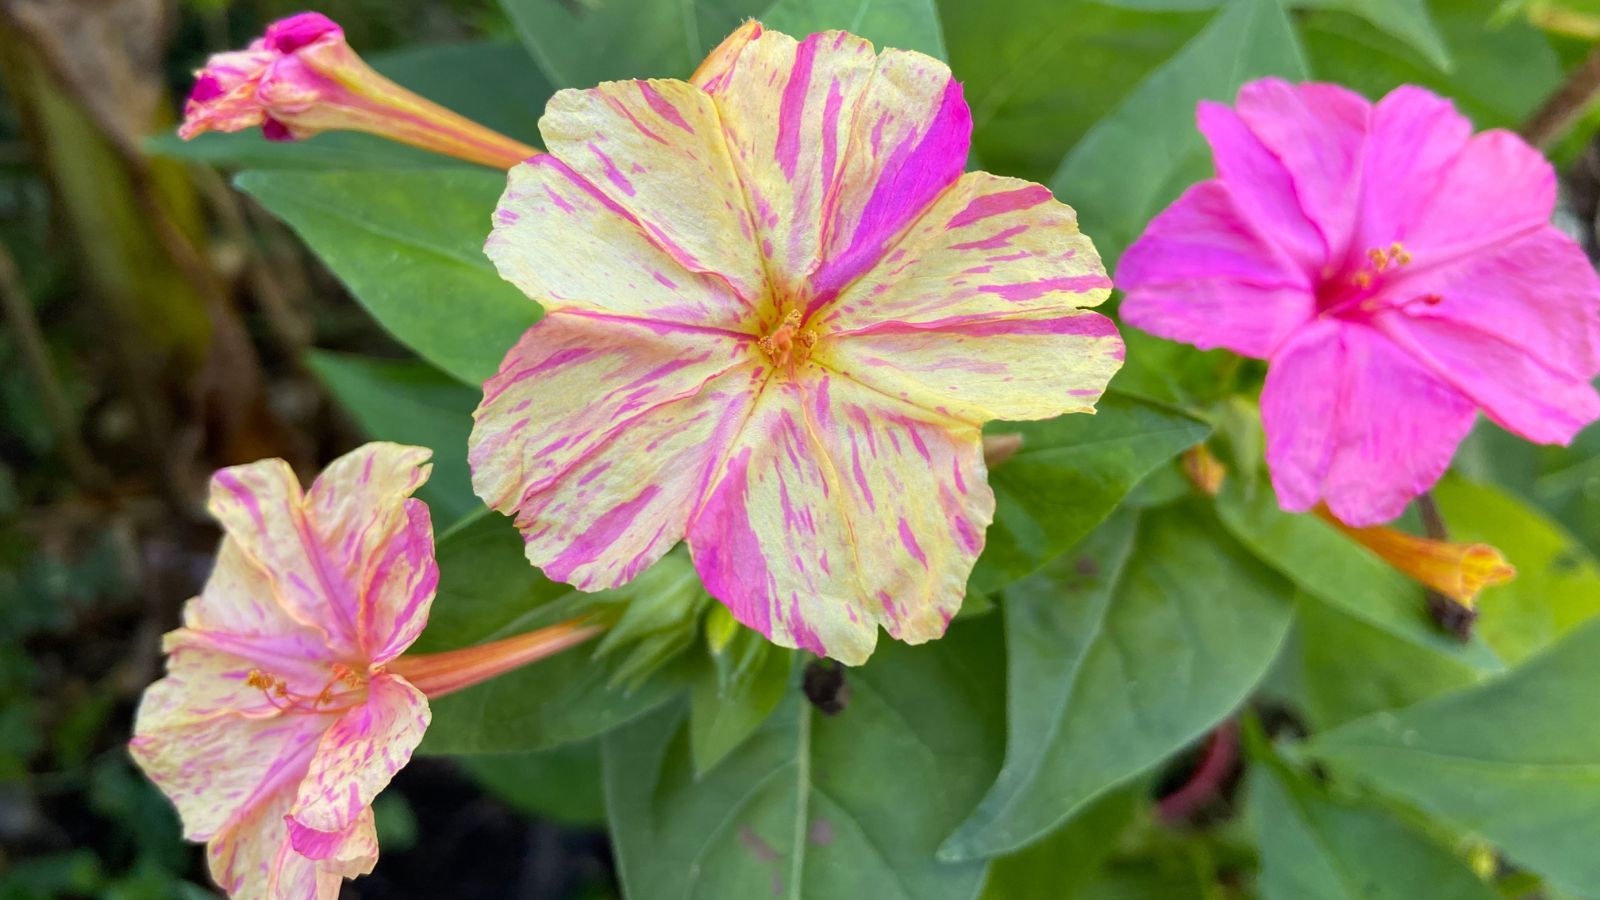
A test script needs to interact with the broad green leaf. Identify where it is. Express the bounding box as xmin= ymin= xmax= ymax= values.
xmin=970 ymin=391 xmax=1210 ymax=594
xmin=1307 ymin=617 xmax=1600 ymax=895
xmin=980 ymin=782 xmax=1146 ymax=900
xmin=415 ymin=514 xmax=687 ymax=754
xmin=1432 ymin=476 xmax=1600 ymax=666
xmin=237 ymin=168 xmax=536 ymax=385
xmin=1299 ymin=0 xmax=1560 ymax=130
xmin=605 ymin=618 xmax=1007 ymax=900
xmin=1050 ymin=0 xmax=1307 ymax=265
xmin=943 ymin=501 xmax=1294 ymax=859
xmin=501 ymin=0 xmax=765 ymax=86
xmin=150 ymin=40 xmax=550 ymax=170
xmin=1295 ymin=0 xmax=1451 ymax=69
xmin=689 ymin=634 xmax=795 ymax=776
xmin=1248 ymin=736 xmax=1497 ymax=900
xmin=1293 ymin=596 xmax=1483 ymax=731
xmin=763 ymin=0 xmax=947 ymax=58
xmin=306 ymin=351 xmax=479 ymax=524
xmin=1215 ymin=477 xmax=1501 ymax=671
xmin=460 ymin=740 xmax=607 ymax=825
